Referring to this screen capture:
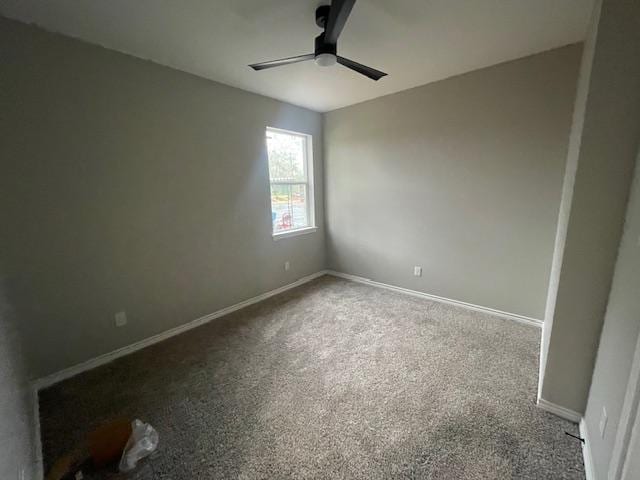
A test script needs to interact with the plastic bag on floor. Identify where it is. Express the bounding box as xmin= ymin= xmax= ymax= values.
xmin=118 ymin=419 xmax=159 ymax=472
